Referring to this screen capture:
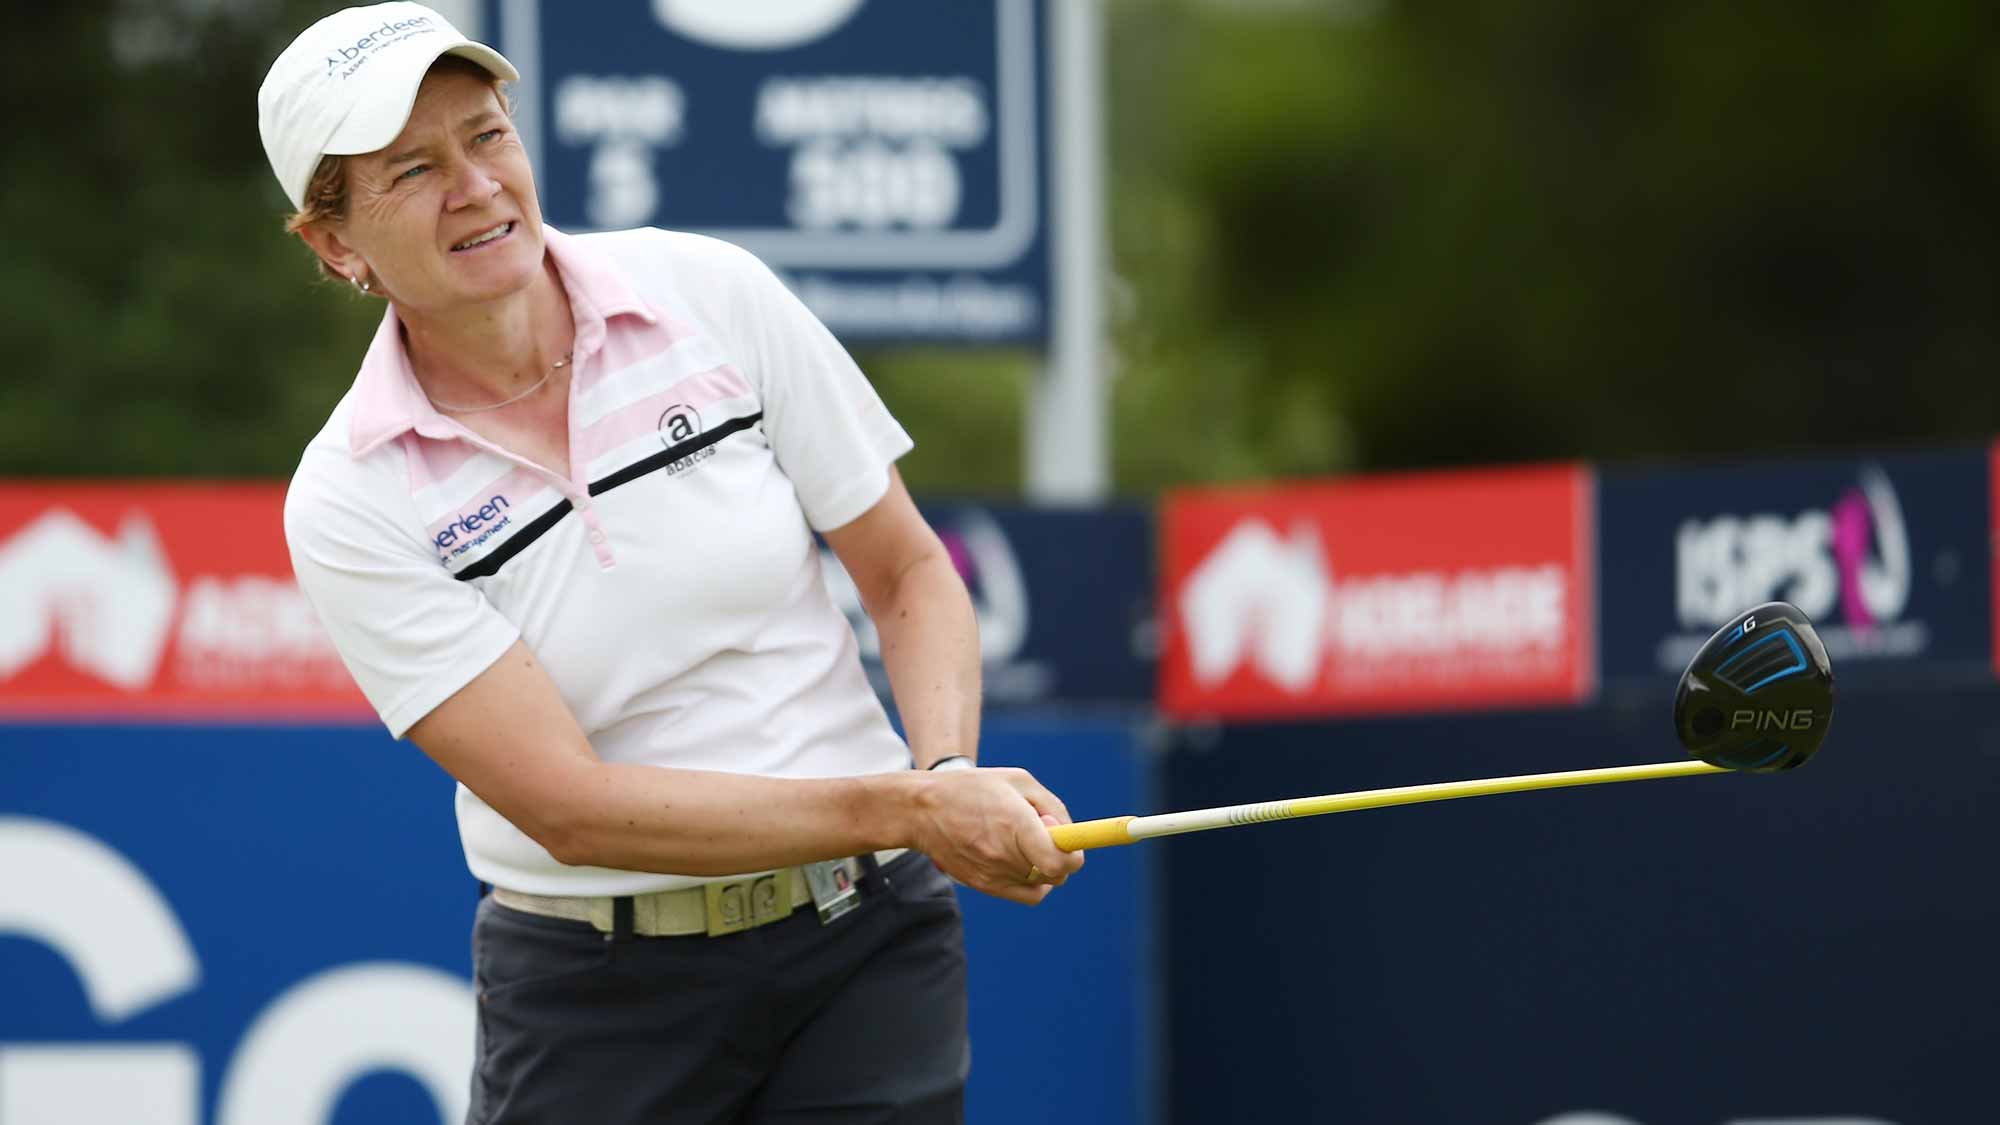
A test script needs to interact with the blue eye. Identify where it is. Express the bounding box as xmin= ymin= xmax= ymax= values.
xmin=397 ymin=164 xmax=428 ymax=182
xmin=474 ymin=129 xmax=503 ymax=144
